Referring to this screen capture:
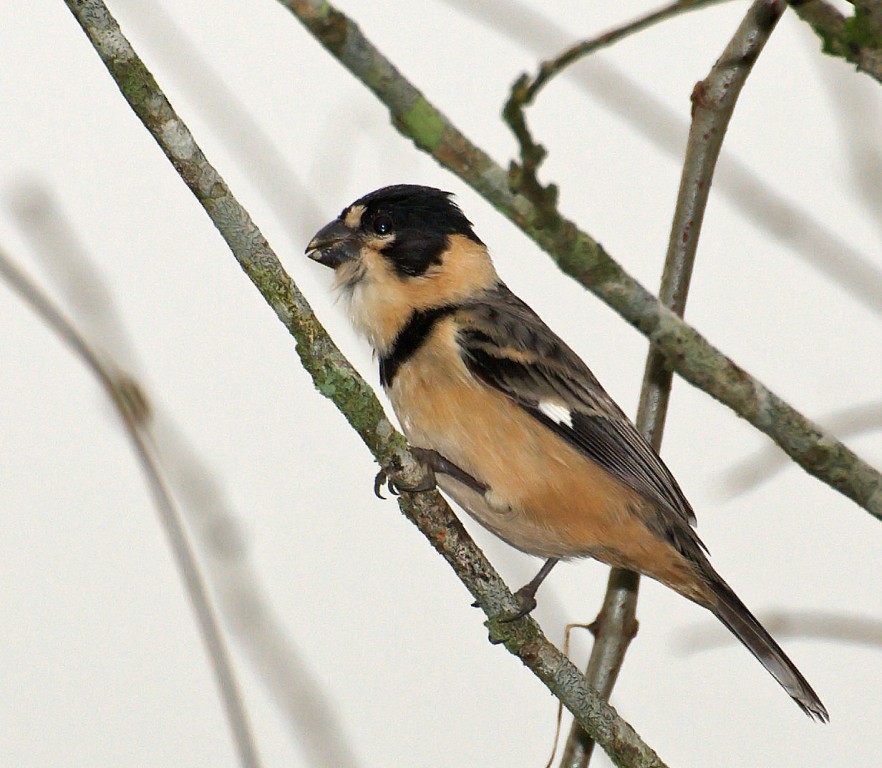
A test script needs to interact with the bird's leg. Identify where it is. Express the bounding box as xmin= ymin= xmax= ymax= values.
xmin=502 ymin=558 xmax=560 ymax=622
xmin=413 ymin=448 xmax=488 ymax=494
xmin=374 ymin=447 xmax=487 ymax=498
